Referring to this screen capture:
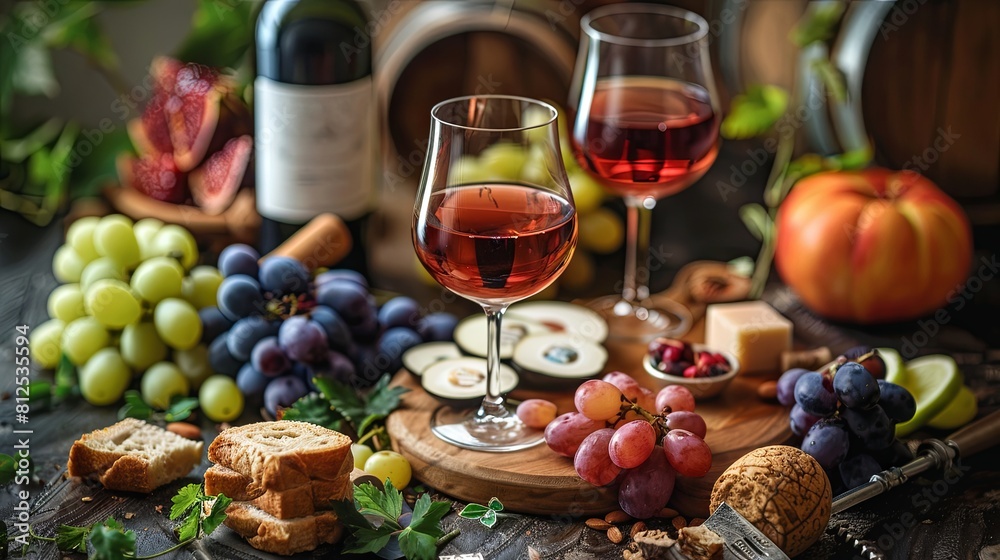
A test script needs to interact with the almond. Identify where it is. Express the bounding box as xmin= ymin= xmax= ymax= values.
xmin=586 ymin=518 xmax=613 ymax=531
xmin=167 ymin=422 xmax=202 ymax=440
xmin=672 ymin=516 xmax=687 ymax=530
xmin=630 ymin=521 xmax=647 ymax=539
xmin=607 ymin=526 xmax=623 ymax=544
xmin=657 ymin=507 xmax=679 ymax=518
xmin=690 ymin=518 xmax=705 ymax=527
xmin=605 ymin=510 xmax=632 ymax=524
xmin=757 ymin=380 xmax=778 ymax=401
